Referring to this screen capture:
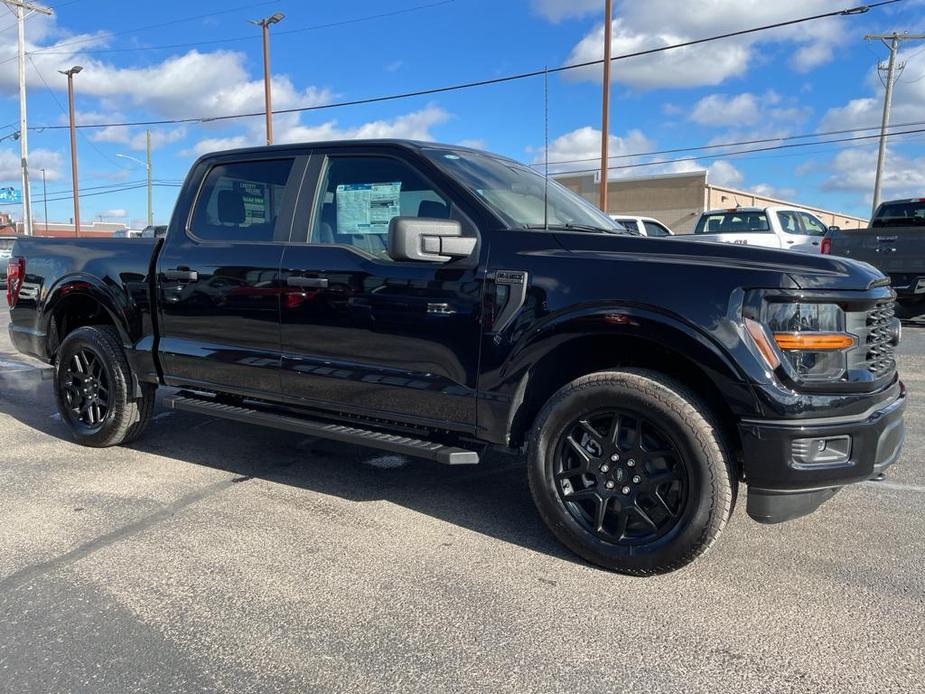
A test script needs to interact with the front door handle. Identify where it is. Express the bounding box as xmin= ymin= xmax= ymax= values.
xmin=164 ymin=268 xmax=198 ymax=281
xmin=287 ymin=276 xmax=328 ymax=288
